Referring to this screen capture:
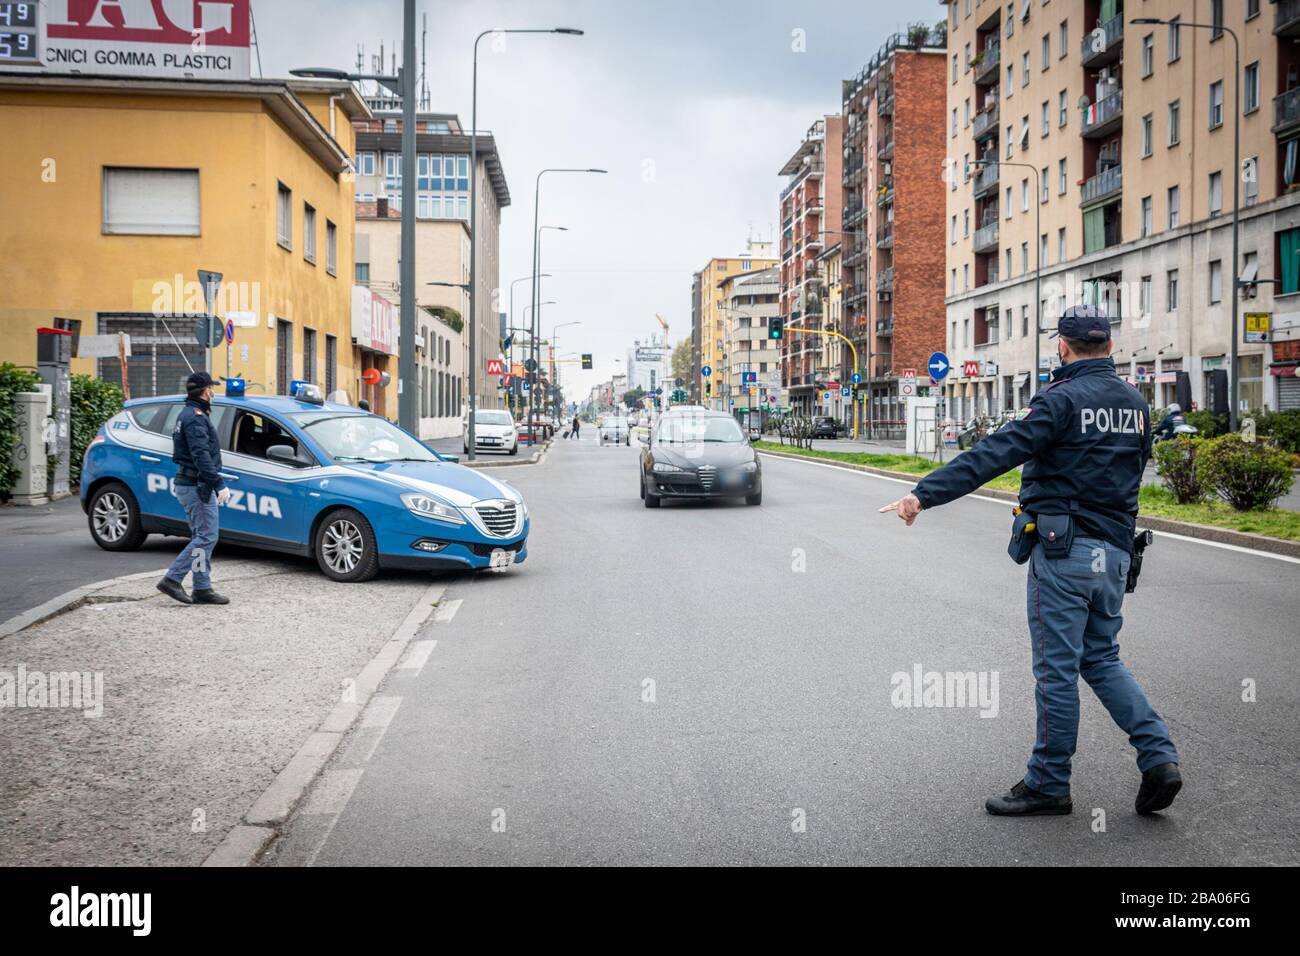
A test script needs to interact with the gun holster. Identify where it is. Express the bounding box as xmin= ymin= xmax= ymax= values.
xmin=1126 ymin=529 xmax=1154 ymax=593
